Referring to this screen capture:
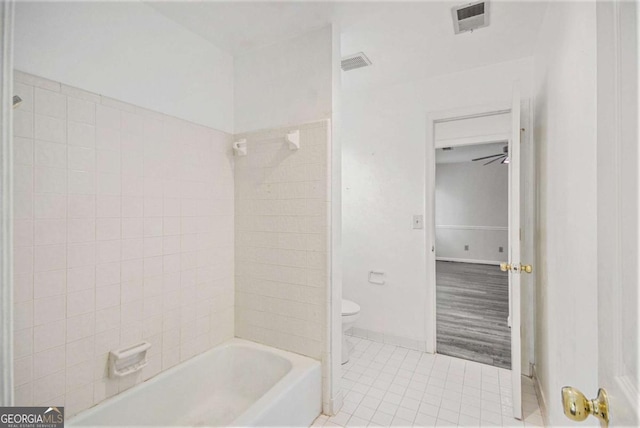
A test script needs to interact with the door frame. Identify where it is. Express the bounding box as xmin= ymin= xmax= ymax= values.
xmin=0 ymin=0 xmax=15 ymax=407
xmin=425 ymin=101 xmax=512 ymax=355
